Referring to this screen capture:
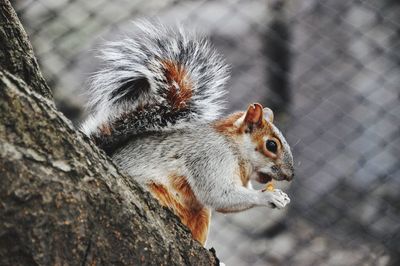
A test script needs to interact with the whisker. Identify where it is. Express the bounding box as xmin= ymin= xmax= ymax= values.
xmin=292 ymin=138 xmax=302 ymax=148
